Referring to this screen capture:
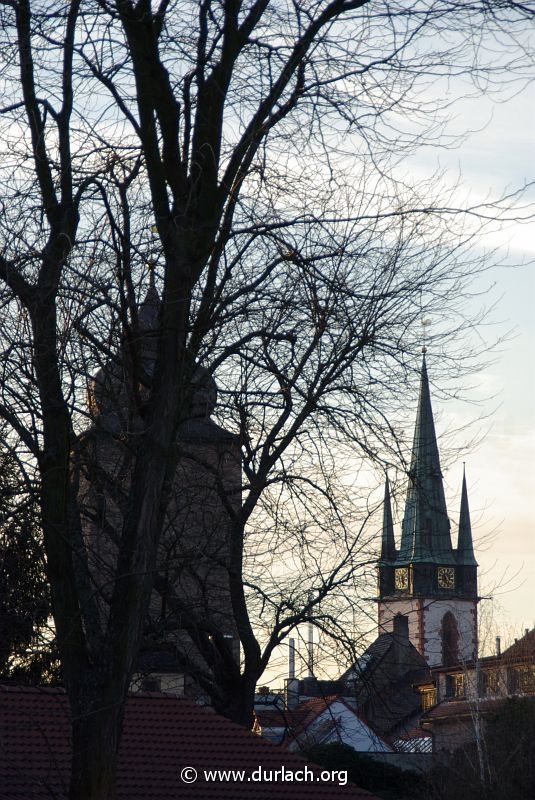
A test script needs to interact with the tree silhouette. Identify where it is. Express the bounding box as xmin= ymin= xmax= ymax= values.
xmin=0 ymin=1 xmax=533 ymax=798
